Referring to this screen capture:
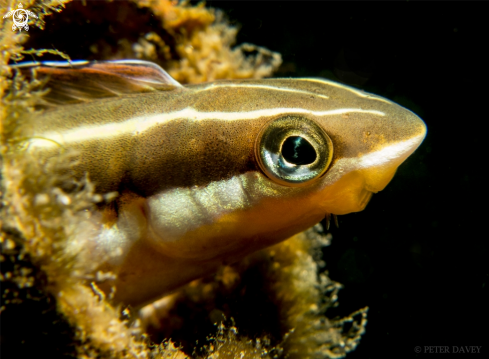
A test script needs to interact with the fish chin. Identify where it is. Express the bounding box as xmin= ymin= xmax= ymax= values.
xmin=313 ymin=170 xmax=371 ymax=215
